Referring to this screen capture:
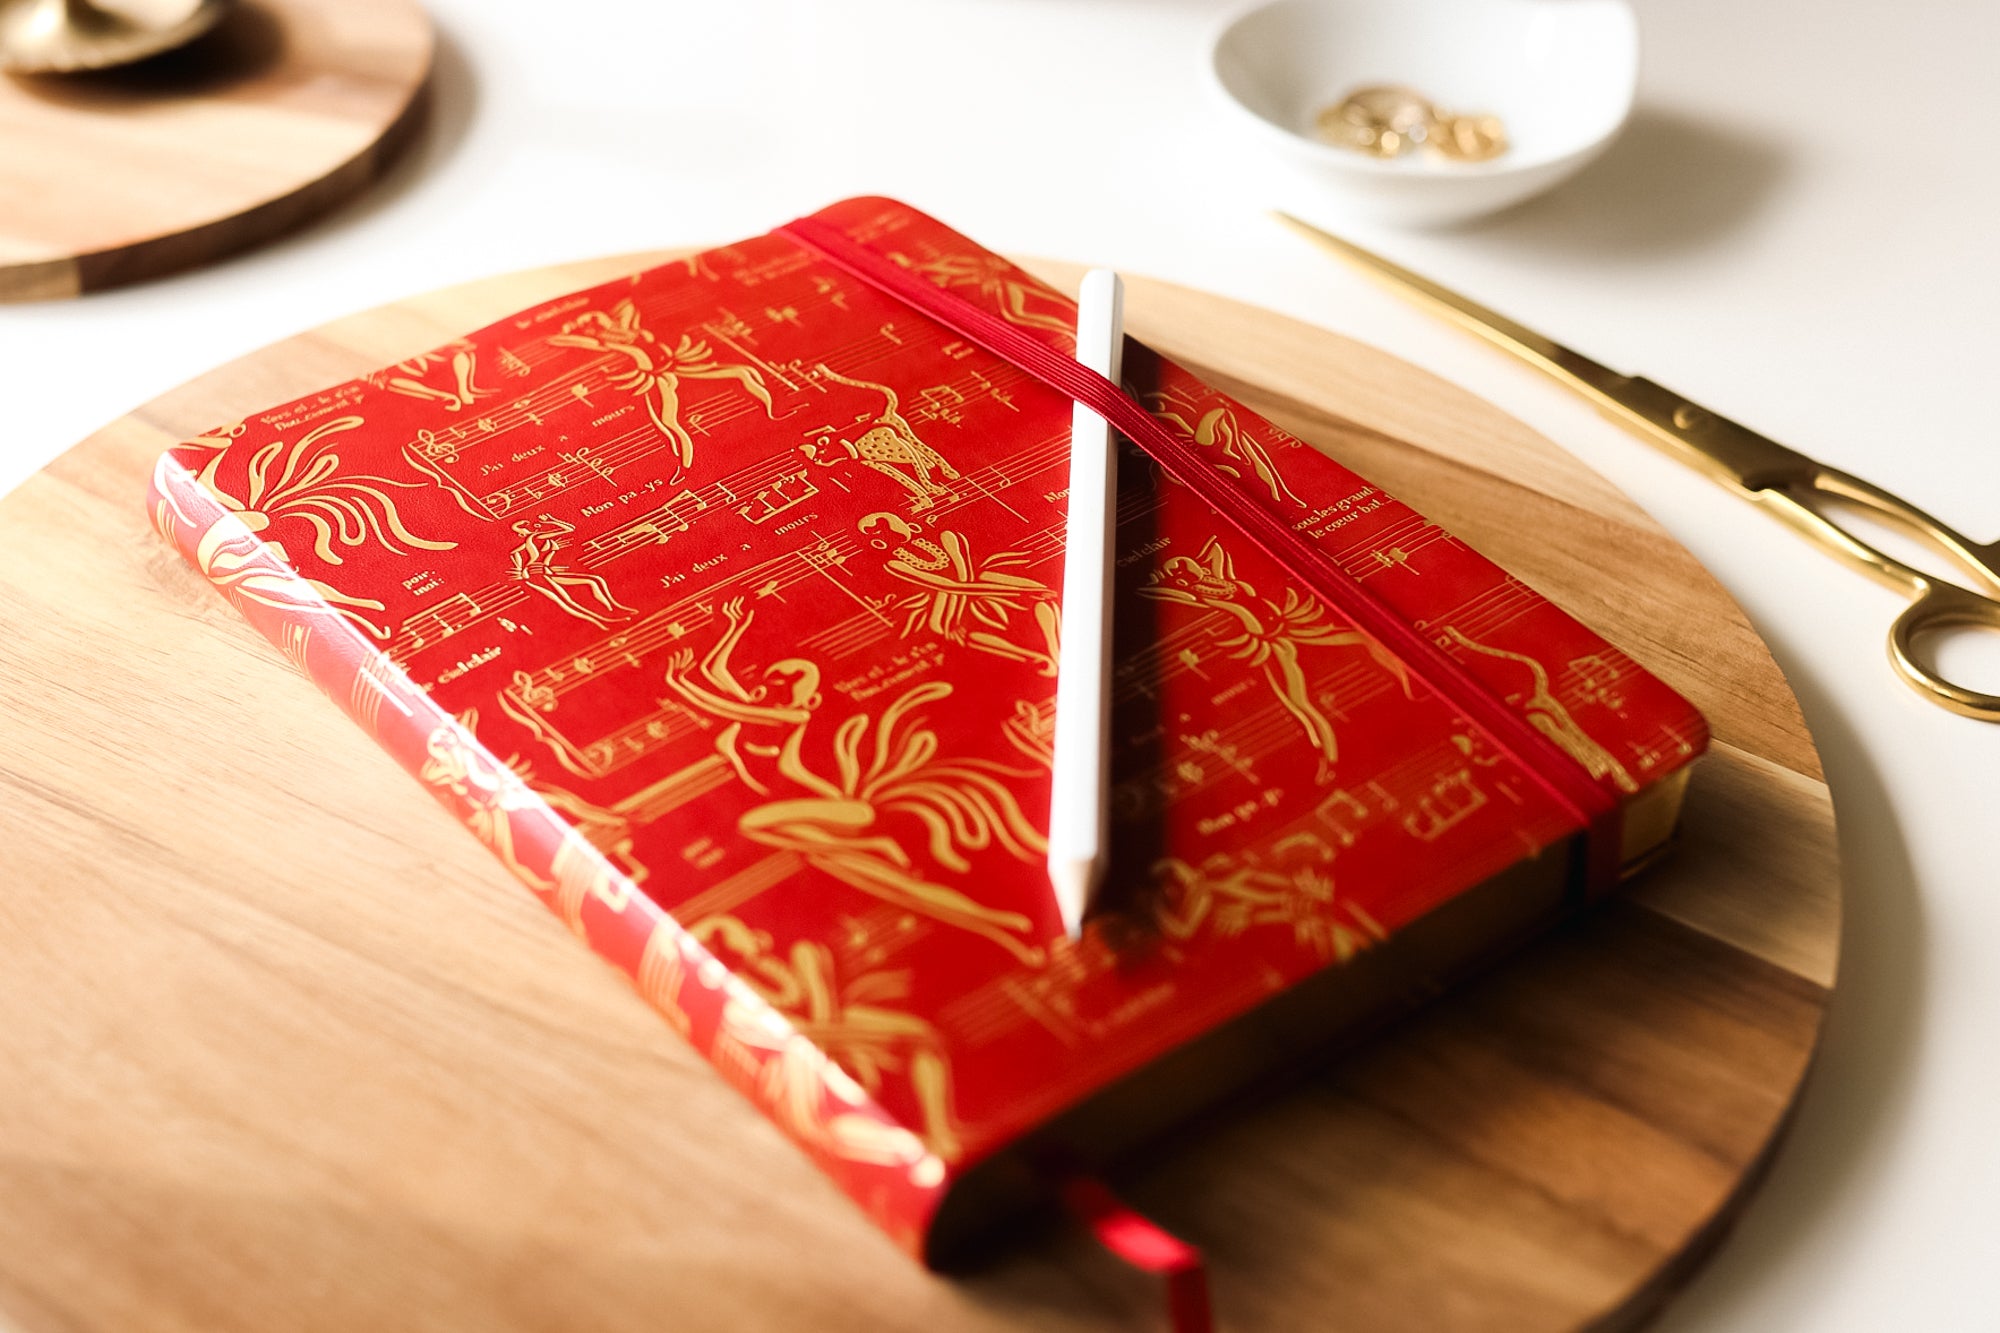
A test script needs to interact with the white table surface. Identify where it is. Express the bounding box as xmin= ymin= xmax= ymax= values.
xmin=4 ymin=1 xmax=1995 ymax=1327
